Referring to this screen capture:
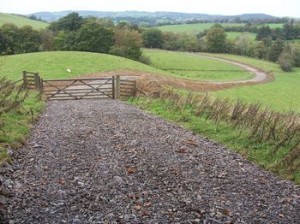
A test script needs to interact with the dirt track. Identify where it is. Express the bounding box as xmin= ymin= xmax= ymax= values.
xmin=83 ymin=52 xmax=273 ymax=93
xmin=5 ymin=100 xmax=300 ymax=223
xmin=195 ymin=54 xmax=268 ymax=84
